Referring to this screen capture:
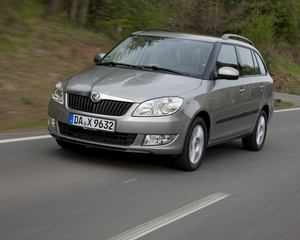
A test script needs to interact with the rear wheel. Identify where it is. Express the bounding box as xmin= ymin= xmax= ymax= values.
xmin=242 ymin=110 xmax=267 ymax=151
xmin=56 ymin=139 xmax=85 ymax=150
xmin=173 ymin=117 xmax=207 ymax=171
